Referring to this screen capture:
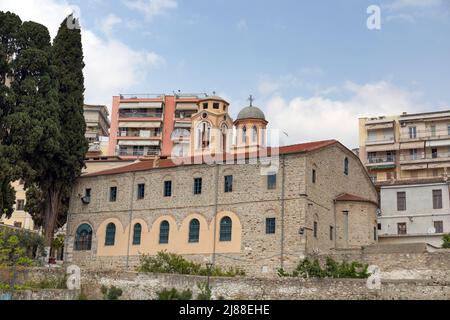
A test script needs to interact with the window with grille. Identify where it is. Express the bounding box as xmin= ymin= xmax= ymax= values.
xmin=397 ymin=192 xmax=406 ymax=211
xmin=434 ymin=221 xmax=443 ymax=233
xmin=188 ymin=219 xmax=200 ymax=243
xmin=133 ymin=223 xmax=142 ymax=245
xmin=267 ymin=173 xmax=277 ymax=190
xmin=137 ymin=184 xmax=145 ymax=200
xmin=433 ymin=190 xmax=442 ymax=209
xmin=220 ymin=217 xmax=232 ymax=241
xmin=75 ymin=224 xmax=92 ymax=251
xmin=159 ymin=221 xmax=170 ymax=244
xmin=194 ymin=178 xmax=202 ymax=195
xmin=266 ymin=218 xmax=276 ymax=234
xmin=224 ymin=175 xmax=233 ymax=193
xmin=164 ymin=181 xmax=172 ymax=197
xmin=105 ymin=223 xmax=116 ymax=246
xmin=109 ymin=187 xmax=117 ymax=202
